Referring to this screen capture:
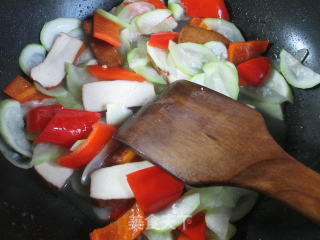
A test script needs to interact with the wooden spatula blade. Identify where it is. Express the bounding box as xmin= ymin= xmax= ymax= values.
xmin=116 ymin=80 xmax=285 ymax=185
